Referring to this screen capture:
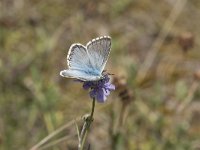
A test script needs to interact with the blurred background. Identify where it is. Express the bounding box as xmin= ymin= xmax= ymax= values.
xmin=1 ymin=0 xmax=200 ymax=149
